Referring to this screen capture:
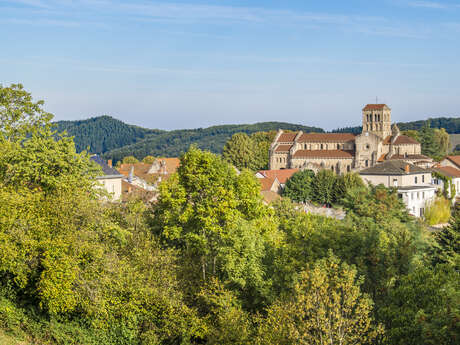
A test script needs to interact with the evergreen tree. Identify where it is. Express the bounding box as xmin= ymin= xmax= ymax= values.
xmin=312 ymin=169 xmax=337 ymax=205
xmin=431 ymin=209 xmax=460 ymax=269
xmin=282 ymin=169 xmax=315 ymax=203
